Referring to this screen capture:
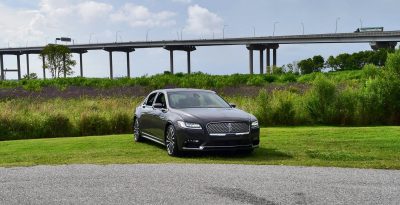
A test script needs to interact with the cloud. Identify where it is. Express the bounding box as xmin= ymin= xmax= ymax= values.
xmin=171 ymin=0 xmax=192 ymax=4
xmin=110 ymin=3 xmax=176 ymax=28
xmin=78 ymin=1 xmax=113 ymax=22
xmin=184 ymin=4 xmax=223 ymax=35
